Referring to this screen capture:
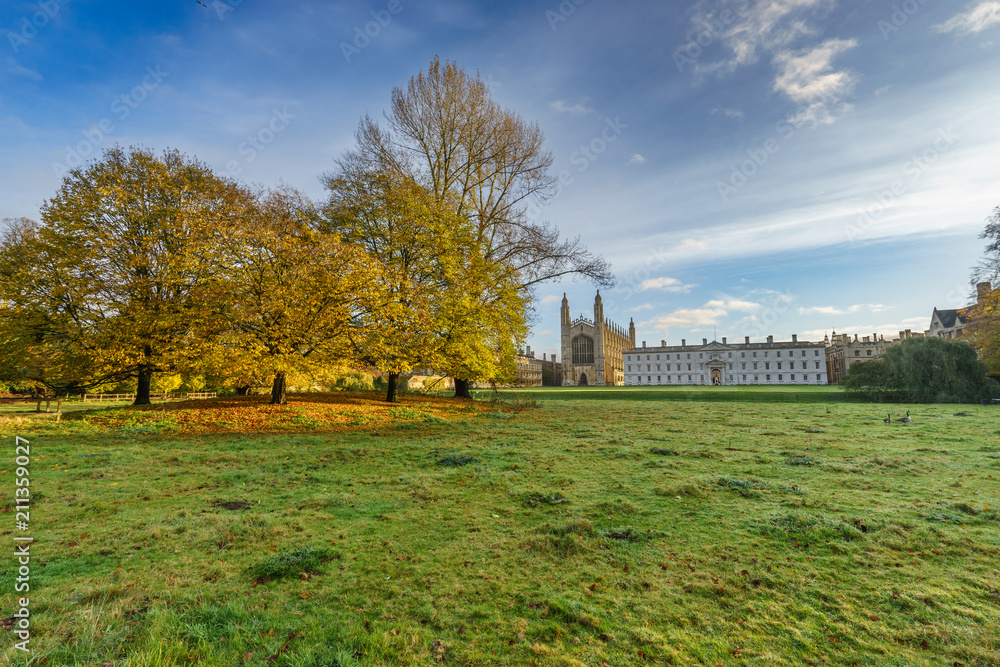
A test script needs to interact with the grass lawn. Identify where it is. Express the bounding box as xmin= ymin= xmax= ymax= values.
xmin=2 ymin=391 xmax=999 ymax=666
